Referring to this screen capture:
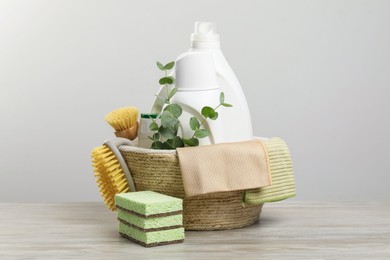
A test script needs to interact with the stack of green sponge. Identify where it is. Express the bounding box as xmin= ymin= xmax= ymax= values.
xmin=115 ymin=191 xmax=185 ymax=247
